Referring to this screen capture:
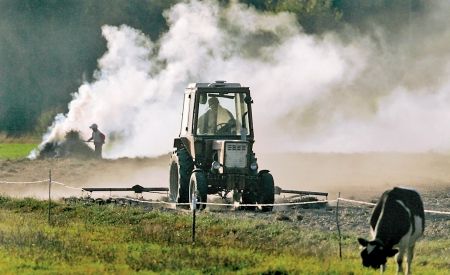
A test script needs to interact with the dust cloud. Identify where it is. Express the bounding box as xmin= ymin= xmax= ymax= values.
xmin=258 ymin=152 xmax=450 ymax=200
xmin=23 ymin=0 xmax=450 ymax=199
xmin=31 ymin=1 xmax=450 ymax=158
